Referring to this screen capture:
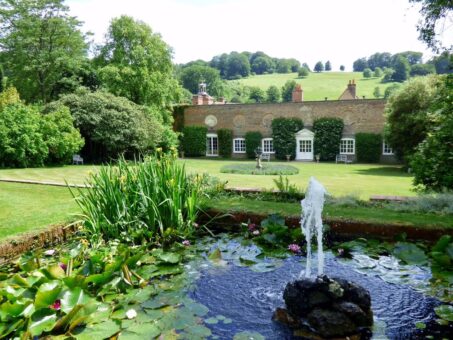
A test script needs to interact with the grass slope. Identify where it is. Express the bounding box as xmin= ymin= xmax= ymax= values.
xmin=0 ymin=182 xmax=79 ymax=240
xmin=232 ymin=72 xmax=397 ymax=101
